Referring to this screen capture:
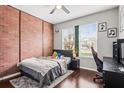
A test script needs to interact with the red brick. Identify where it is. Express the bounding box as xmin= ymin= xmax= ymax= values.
xmin=0 ymin=6 xmax=19 ymax=77
xmin=43 ymin=21 xmax=53 ymax=56
xmin=21 ymin=12 xmax=43 ymax=60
